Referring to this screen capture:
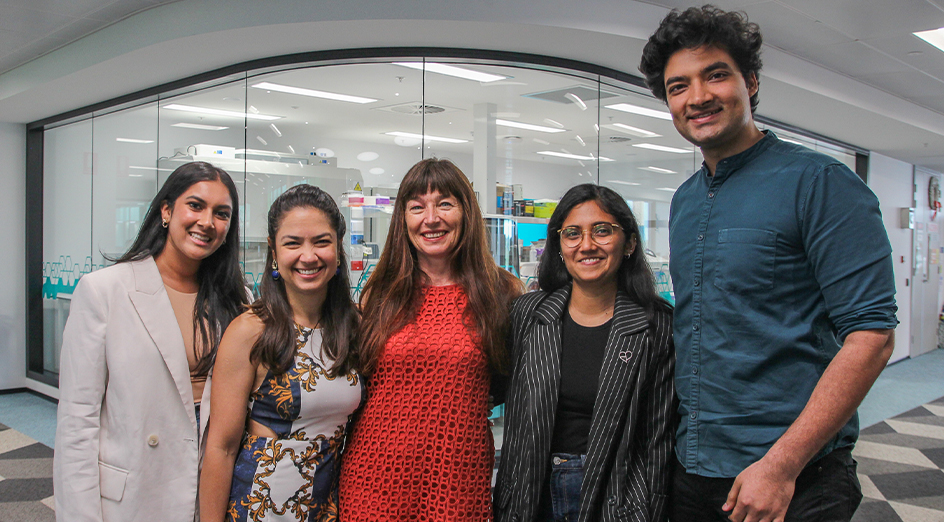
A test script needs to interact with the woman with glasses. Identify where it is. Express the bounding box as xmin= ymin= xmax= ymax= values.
xmin=494 ymin=184 xmax=675 ymax=522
